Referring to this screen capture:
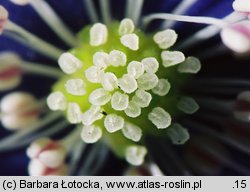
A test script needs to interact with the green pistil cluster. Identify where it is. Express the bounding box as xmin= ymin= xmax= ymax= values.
xmin=47 ymin=18 xmax=201 ymax=165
